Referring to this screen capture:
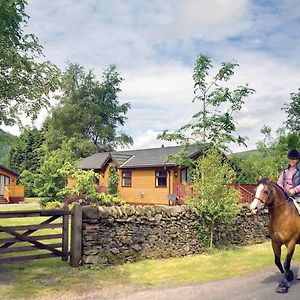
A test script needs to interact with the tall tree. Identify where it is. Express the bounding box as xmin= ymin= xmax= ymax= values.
xmin=283 ymin=88 xmax=300 ymax=132
xmin=0 ymin=0 xmax=60 ymax=126
xmin=159 ymin=54 xmax=255 ymax=155
xmin=44 ymin=63 xmax=132 ymax=154
xmin=8 ymin=127 xmax=44 ymax=173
